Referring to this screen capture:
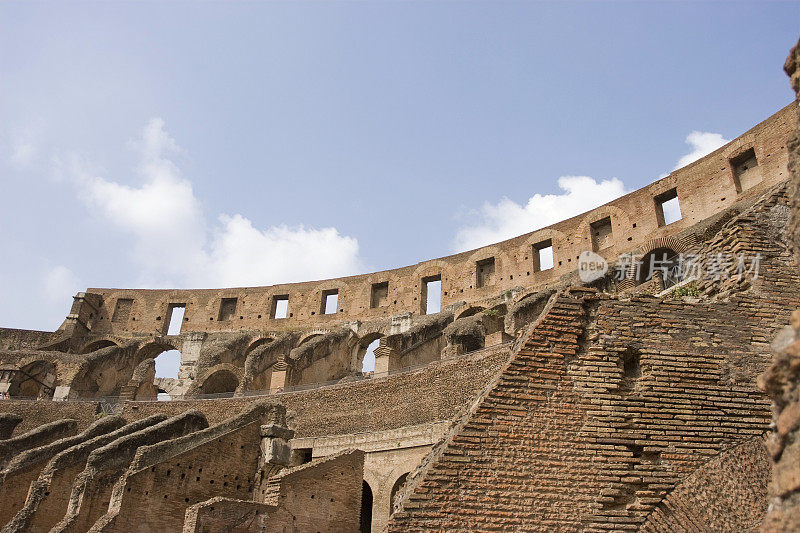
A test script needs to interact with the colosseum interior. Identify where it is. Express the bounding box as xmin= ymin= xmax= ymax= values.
xmin=1 ymin=36 xmax=800 ymax=533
